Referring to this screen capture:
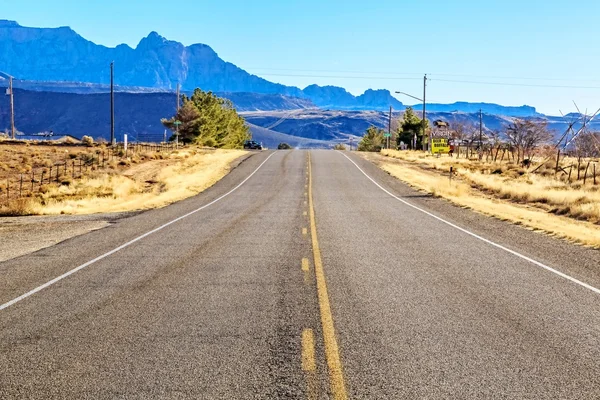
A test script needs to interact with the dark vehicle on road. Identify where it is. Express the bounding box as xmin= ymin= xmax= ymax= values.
xmin=243 ymin=140 xmax=263 ymax=150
